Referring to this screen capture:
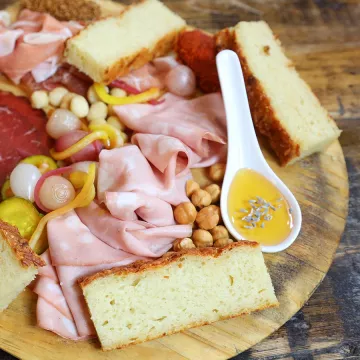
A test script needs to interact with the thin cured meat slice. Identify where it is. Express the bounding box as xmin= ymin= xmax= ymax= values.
xmin=115 ymin=93 xmax=226 ymax=157
xmin=105 ymin=191 xmax=175 ymax=226
xmin=77 ymin=201 xmax=192 ymax=258
xmin=132 ymin=133 xmax=202 ymax=187
xmin=0 ymin=9 xmax=82 ymax=84
xmin=114 ymin=93 xmax=227 ymax=183
xmin=47 ymin=211 xmax=137 ymax=266
xmin=36 ymin=297 xmax=85 ymax=340
xmin=97 ymin=146 xmax=190 ymax=206
xmin=21 ymin=64 xmax=92 ymax=96
xmin=0 ymin=91 xmax=52 ymax=187
xmin=35 ymin=211 xmax=145 ymax=340
xmin=116 ymin=56 xmax=180 ymax=92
